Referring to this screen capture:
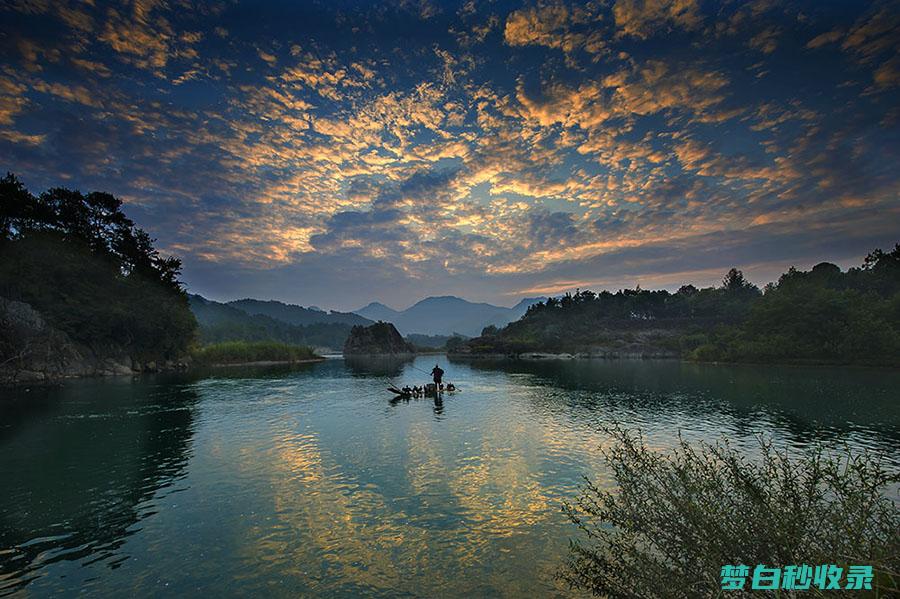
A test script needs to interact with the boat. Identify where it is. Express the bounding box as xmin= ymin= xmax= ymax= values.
xmin=388 ymin=383 xmax=458 ymax=399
